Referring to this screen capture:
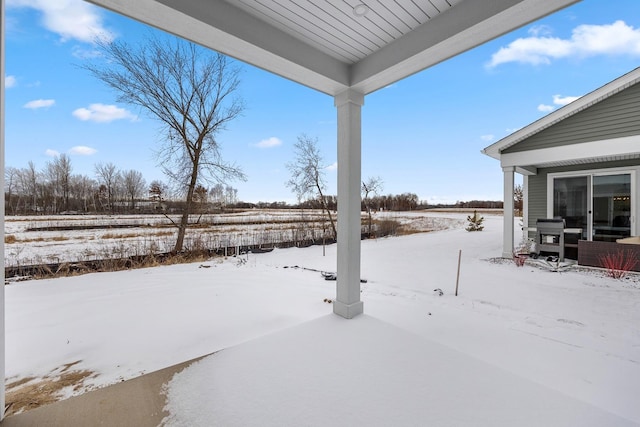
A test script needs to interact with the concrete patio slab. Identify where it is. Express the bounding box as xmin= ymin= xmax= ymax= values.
xmin=1 ymin=356 xmax=204 ymax=427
